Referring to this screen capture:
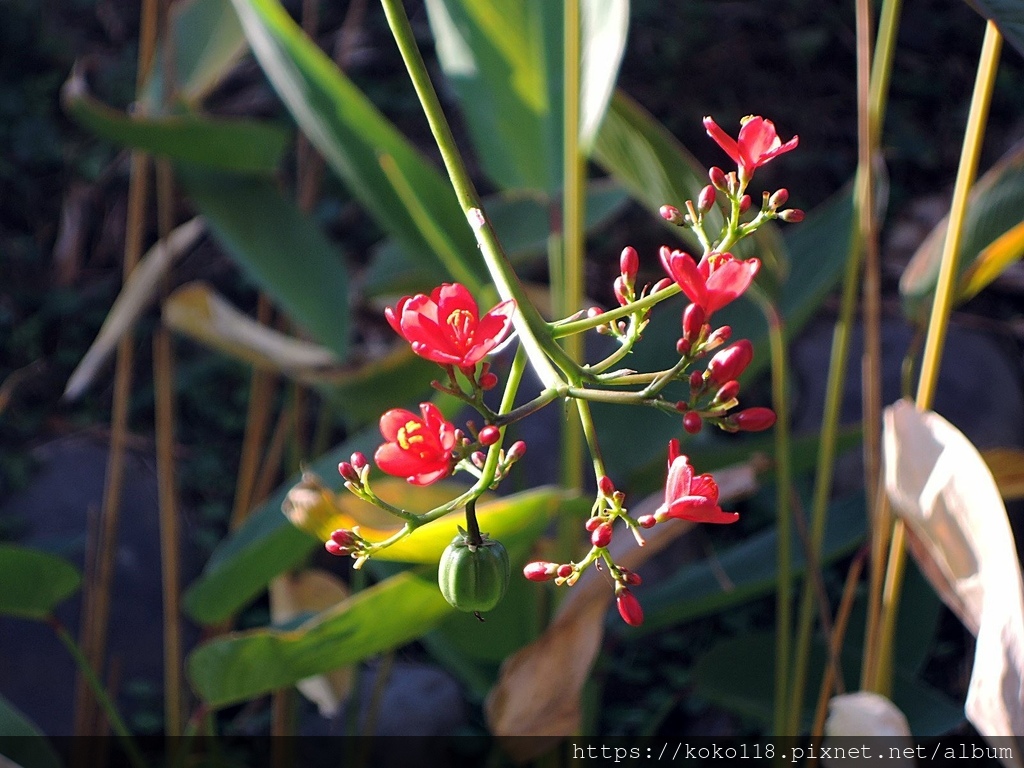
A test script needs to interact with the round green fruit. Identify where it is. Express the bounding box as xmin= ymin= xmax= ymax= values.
xmin=438 ymin=533 xmax=510 ymax=612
